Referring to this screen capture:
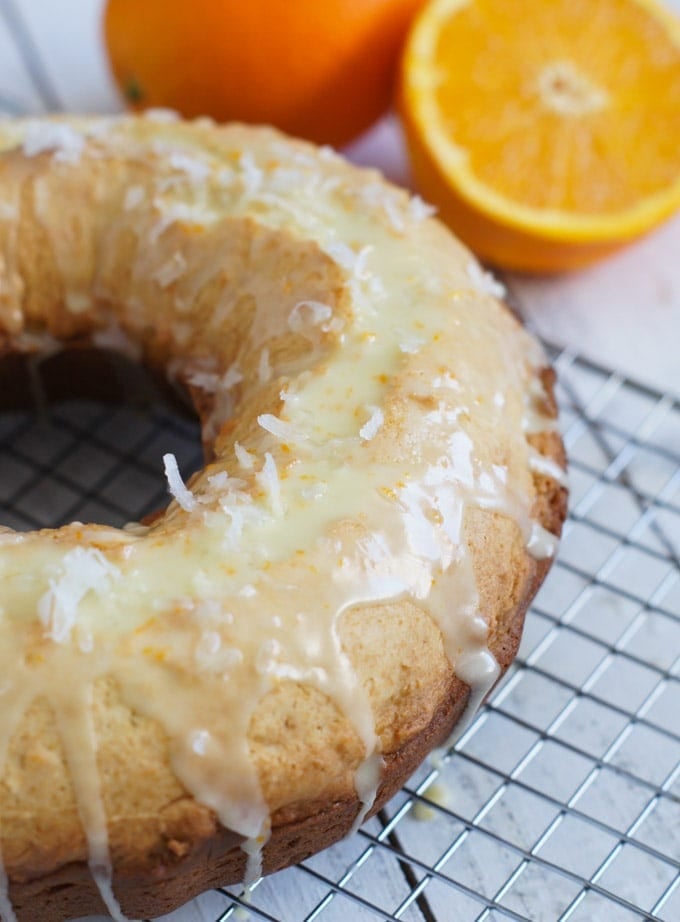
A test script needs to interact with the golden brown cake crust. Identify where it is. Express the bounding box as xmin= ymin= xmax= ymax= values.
xmin=0 ymin=115 xmax=568 ymax=921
